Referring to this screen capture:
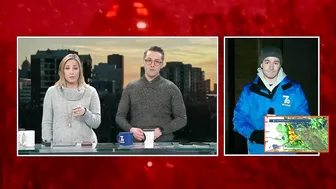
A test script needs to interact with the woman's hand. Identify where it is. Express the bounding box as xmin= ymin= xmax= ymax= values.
xmin=72 ymin=105 xmax=86 ymax=117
